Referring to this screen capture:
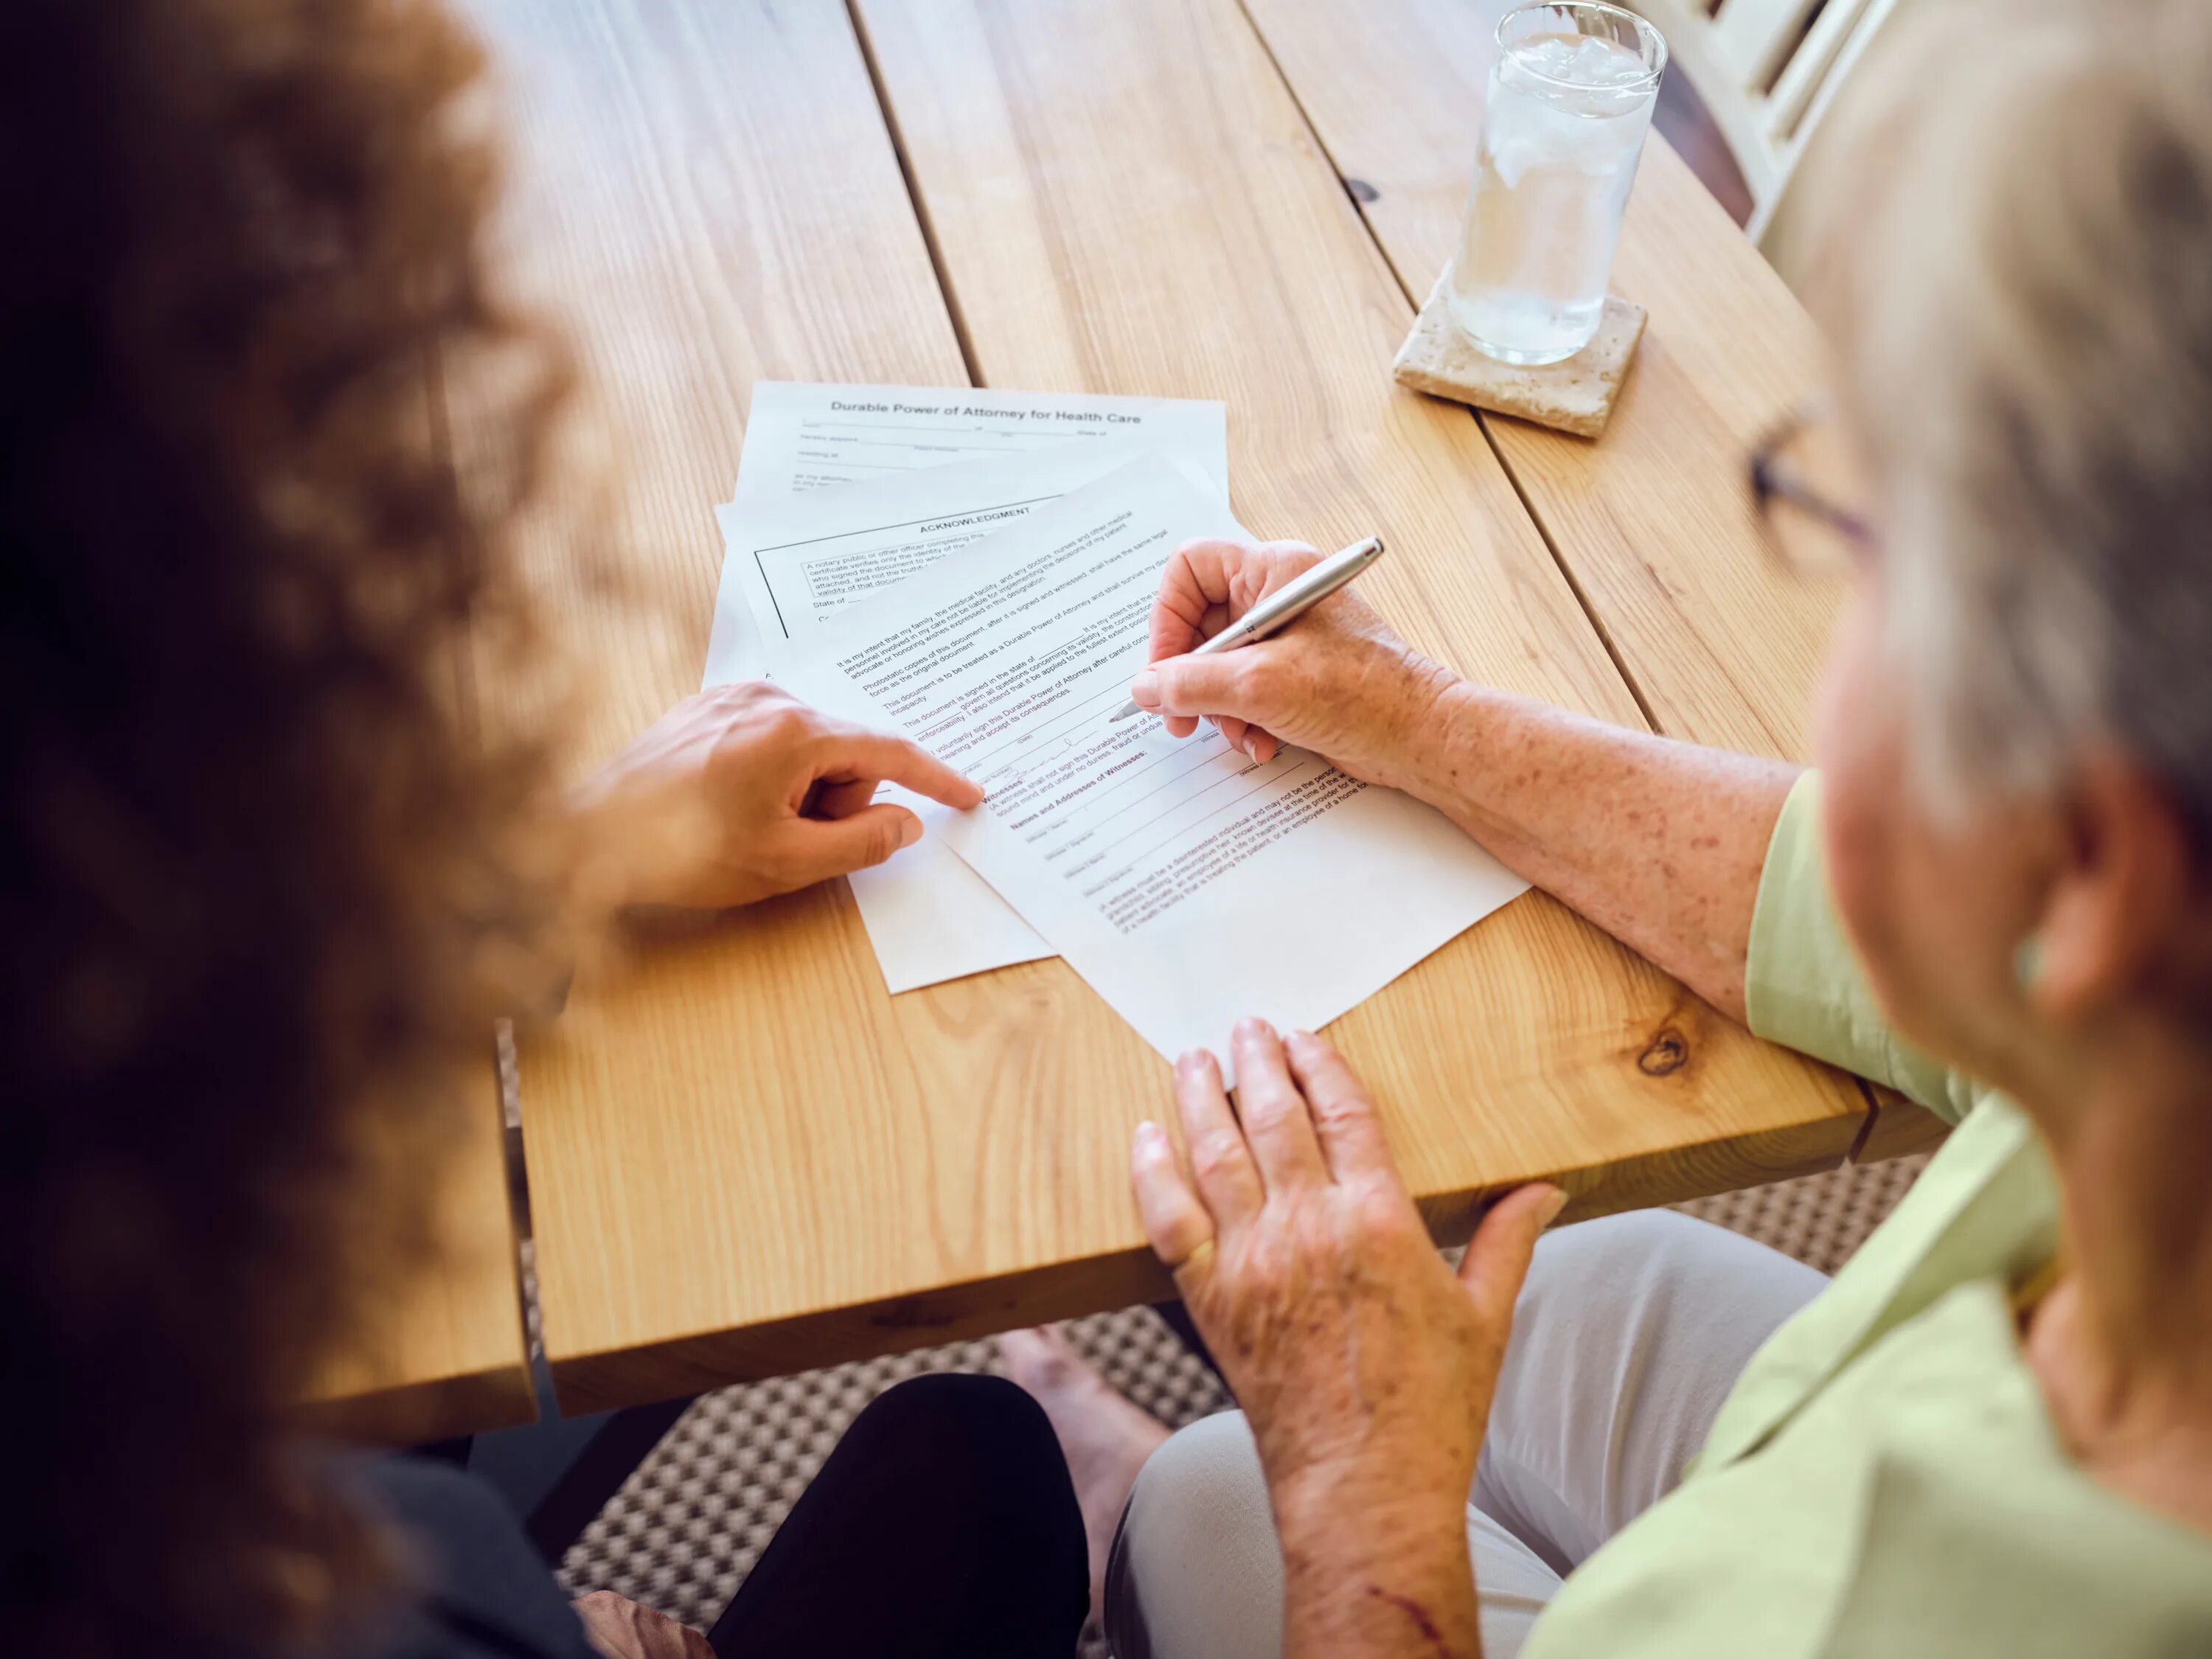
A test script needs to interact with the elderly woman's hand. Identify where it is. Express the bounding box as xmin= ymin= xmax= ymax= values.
xmin=1131 ymin=1019 xmax=1566 ymax=1542
xmin=569 ymin=682 xmax=984 ymax=912
xmin=1127 ymin=538 xmax=1461 ymax=791
xmin=572 ymin=1590 xmax=714 ymax=1659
